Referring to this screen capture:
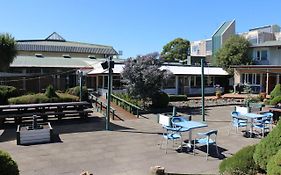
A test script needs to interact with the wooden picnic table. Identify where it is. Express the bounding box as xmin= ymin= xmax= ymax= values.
xmin=0 ymin=101 xmax=92 ymax=124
